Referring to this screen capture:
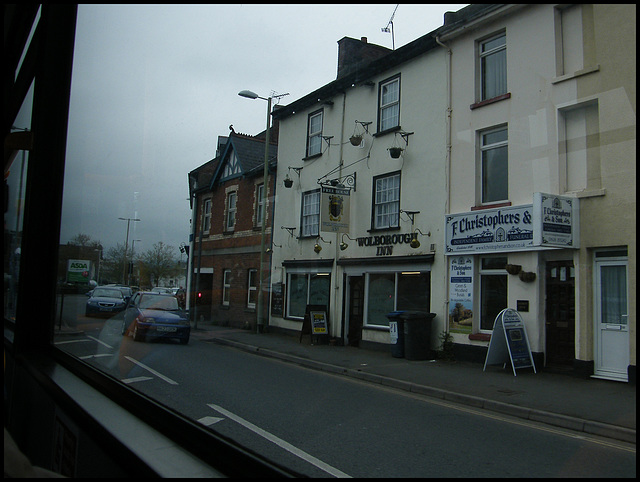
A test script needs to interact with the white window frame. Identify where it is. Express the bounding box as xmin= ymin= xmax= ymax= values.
xmin=379 ymin=76 xmax=400 ymax=132
xmin=301 ymin=189 xmax=320 ymax=237
xmin=479 ymin=32 xmax=507 ymax=101
xmin=255 ymin=183 xmax=265 ymax=227
xmin=480 ymin=126 xmax=508 ymax=204
xmin=202 ymin=198 xmax=212 ymax=233
xmin=226 ymin=190 xmax=237 ymax=231
xmin=373 ymin=172 xmax=400 ymax=230
xmin=285 ymin=271 xmax=331 ymax=319
xmin=222 ymin=269 xmax=231 ymax=306
xmin=307 ymin=110 xmax=323 ymax=157
xmin=247 ymin=269 xmax=257 ymax=309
